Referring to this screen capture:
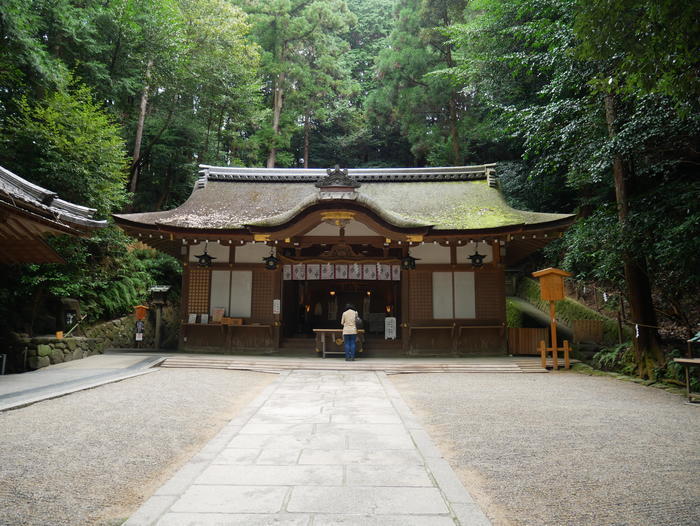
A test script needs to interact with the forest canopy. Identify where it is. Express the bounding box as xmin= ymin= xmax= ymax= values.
xmin=0 ymin=0 xmax=698 ymax=376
